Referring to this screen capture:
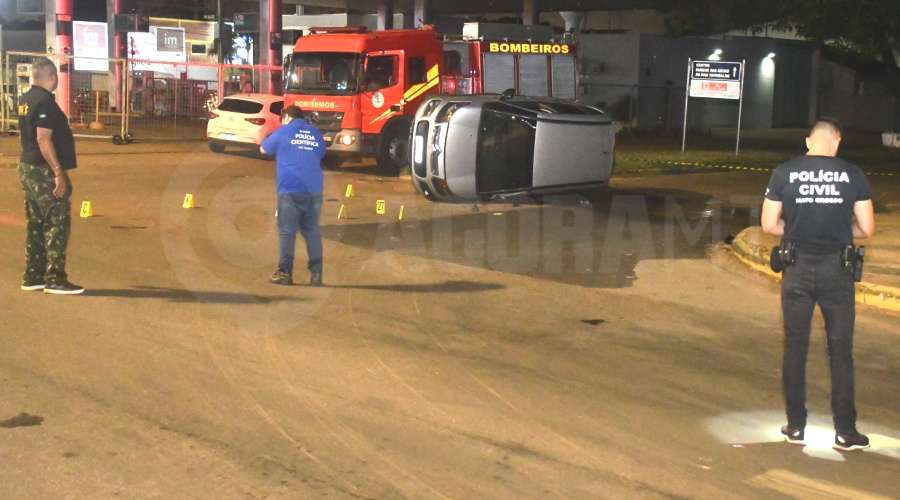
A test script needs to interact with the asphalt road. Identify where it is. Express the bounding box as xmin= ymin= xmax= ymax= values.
xmin=1 ymin=139 xmax=899 ymax=499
